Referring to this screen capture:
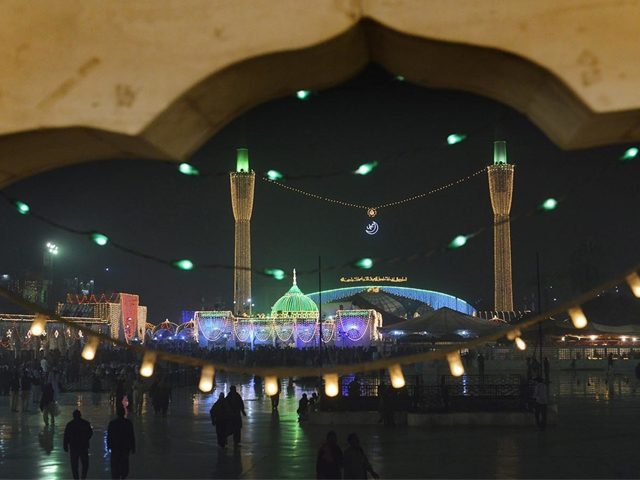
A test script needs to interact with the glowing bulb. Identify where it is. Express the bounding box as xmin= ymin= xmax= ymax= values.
xmin=353 ymin=258 xmax=373 ymax=269
xmin=81 ymin=335 xmax=100 ymax=361
xmin=140 ymin=352 xmax=157 ymax=377
xmin=173 ymin=260 xmax=194 ymax=270
xmin=354 ymin=161 xmax=378 ymax=176
xmin=626 ymin=272 xmax=640 ymax=298
xmin=568 ymin=307 xmax=588 ymax=329
xmin=388 ymin=364 xmax=405 ymax=389
xmin=264 ymin=268 xmax=286 ymax=280
xmin=447 ymin=133 xmax=467 ymax=145
xmin=296 ymin=90 xmax=311 ymax=100
xmin=540 ymin=198 xmax=558 ymax=211
xmin=178 ymin=163 xmax=200 ymax=176
xmin=199 ymin=365 xmax=215 ymax=392
xmin=621 ymin=336 xmax=627 ymax=342
xmin=620 ymin=147 xmax=638 ymax=161
xmin=448 ymin=235 xmax=467 ymax=249
xmin=590 ymin=335 xmax=596 ymax=341
xmin=265 ymin=376 xmax=279 ymax=396
xmin=324 ymin=373 xmax=339 ymax=397
xmin=515 ymin=337 xmax=526 ymax=350
xmin=90 ymin=233 xmax=109 ymax=246
xmin=447 ymin=352 xmax=464 ymax=377
xmin=30 ymin=313 xmax=47 ymax=336
xmin=395 ymin=76 xmax=405 ymax=81
xmin=13 ymin=200 xmax=30 ymax=214
xmin=267 ymin=170 xmax=284 ymax=181
xmin=506 ymin=329 xmax=521 ymax=341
